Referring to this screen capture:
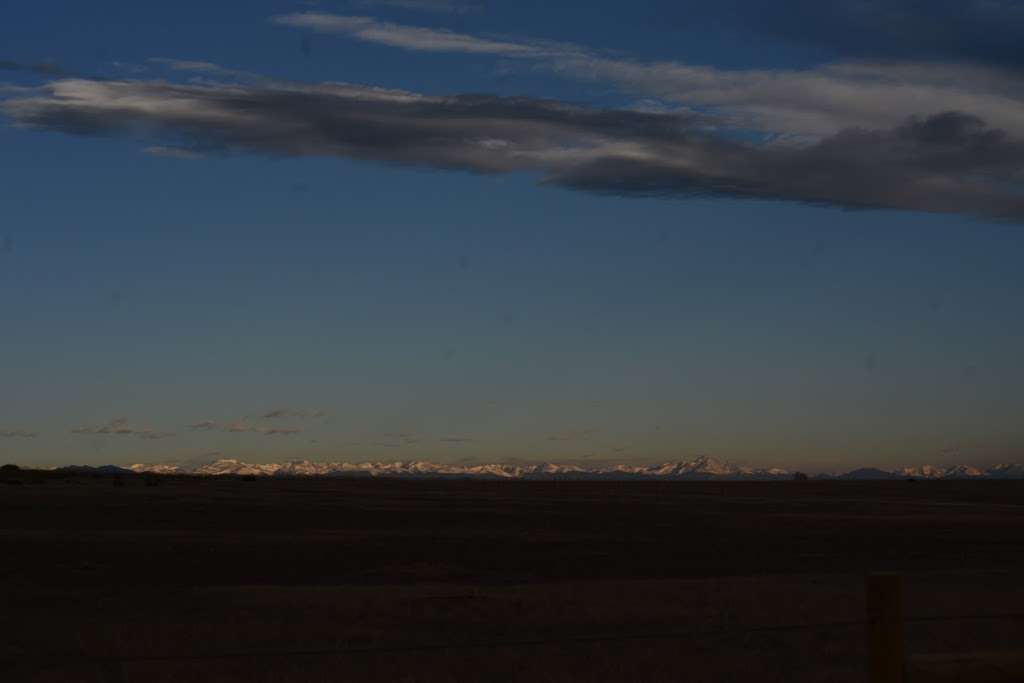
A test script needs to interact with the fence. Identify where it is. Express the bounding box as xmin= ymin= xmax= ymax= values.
xmin=4 ymin=575 xmax=1023 ymax=682
xmin=868 ymin=573 xmax=1024 ymax=682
